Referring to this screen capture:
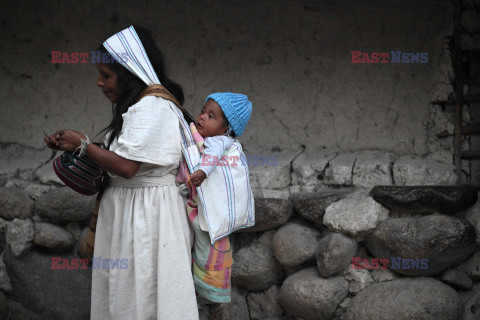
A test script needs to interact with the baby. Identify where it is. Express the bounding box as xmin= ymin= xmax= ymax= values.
xmin=176 ymin=92 xmax=252 ymax=304
xmin=188 ymin=93 xmax=247 ymax=187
